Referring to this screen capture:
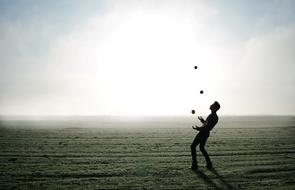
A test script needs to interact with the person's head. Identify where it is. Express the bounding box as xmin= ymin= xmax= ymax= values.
xmin=210 ymin=101 xmax=220 ymax=112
